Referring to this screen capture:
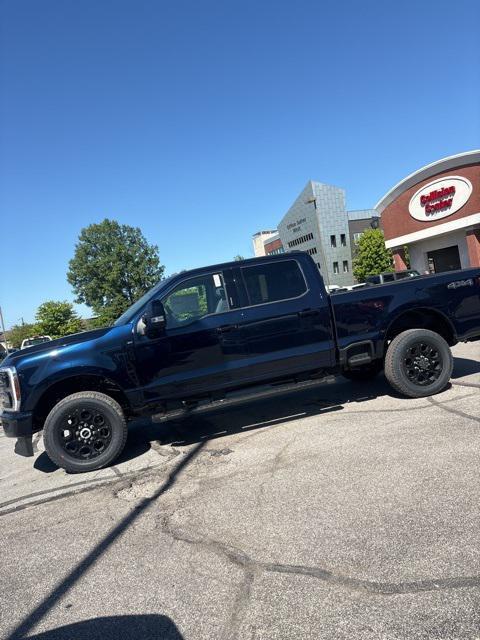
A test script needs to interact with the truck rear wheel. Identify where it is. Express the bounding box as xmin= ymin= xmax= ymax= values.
xmin=384 ymin=328 xmax=453 ymax=398
xmin=43 ymin=391 xmax=128 ymax=473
